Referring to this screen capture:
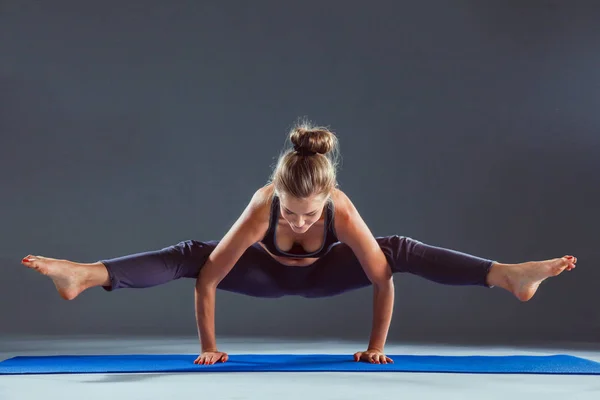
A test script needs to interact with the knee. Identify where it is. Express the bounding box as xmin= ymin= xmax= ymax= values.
xmin=376 ymin=236 xmax=399 ymax=273
xmin=376 ymin=235 xmax=422 ymax=273
xmin=377 ymin=235 xmax=422 ymax=249
xmin=166 ymin=240 xmax=216 ymax=265
xmin=376 ymin=235 xmax=407 ymax=251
